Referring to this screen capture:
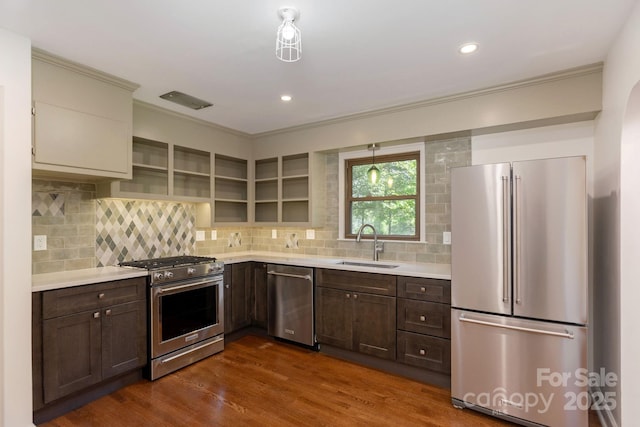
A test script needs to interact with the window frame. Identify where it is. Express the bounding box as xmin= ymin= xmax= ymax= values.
xmin=338 ymin=142 xmax=426 ymax=242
